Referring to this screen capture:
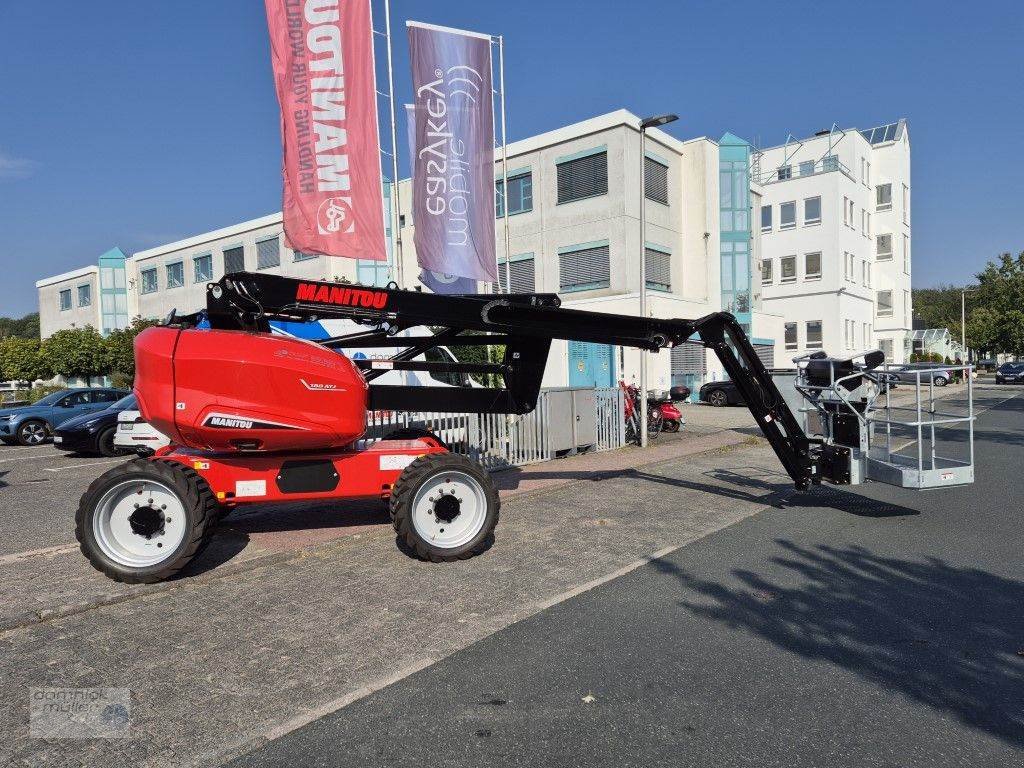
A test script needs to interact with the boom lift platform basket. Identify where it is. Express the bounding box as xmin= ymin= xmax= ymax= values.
xmin=792 ymin=352 xmax=975 ymax=489
xmin=74 ymin=273 xmax=976 ymax=583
